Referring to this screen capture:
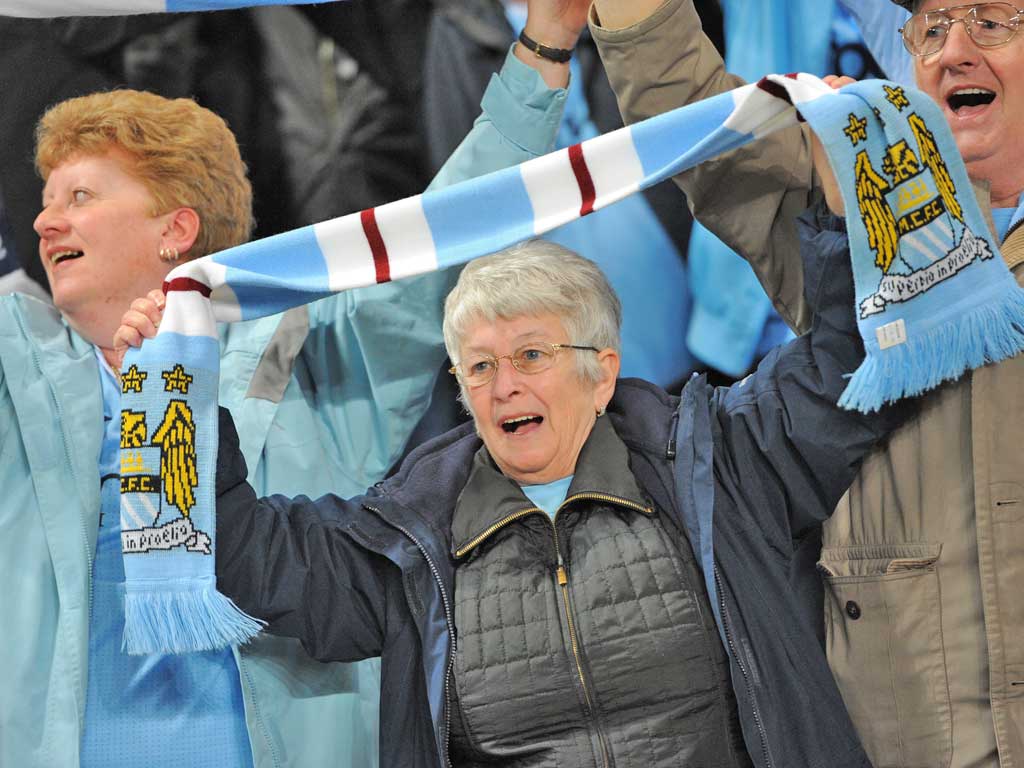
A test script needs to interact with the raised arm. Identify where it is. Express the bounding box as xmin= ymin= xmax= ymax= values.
xmin=708 ymin=204 xmax=907 ymax=543
xmin=214 ymin=407 xmax=393 ymax=663
xmin=589 ymin=0 xmax=820 ymax=332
